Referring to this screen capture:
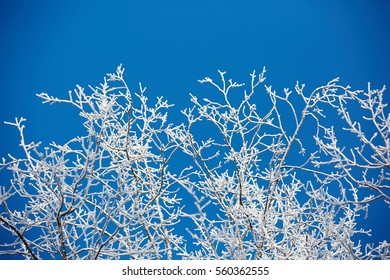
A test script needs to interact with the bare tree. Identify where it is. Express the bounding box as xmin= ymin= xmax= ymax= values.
xmin=0 ymin=65 xmax=389 ymax=259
